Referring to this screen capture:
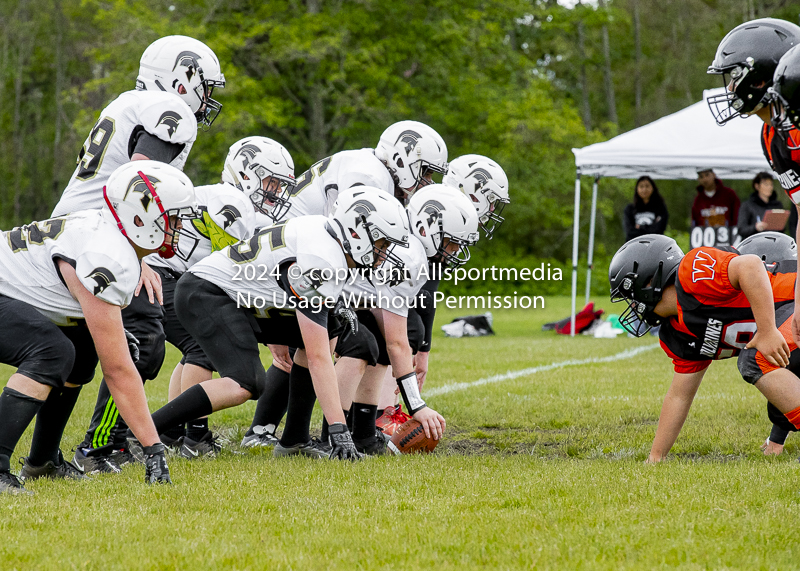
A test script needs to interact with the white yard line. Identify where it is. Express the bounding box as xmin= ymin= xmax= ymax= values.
xmin=426 ymin=343 xmax=660 ymax=397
